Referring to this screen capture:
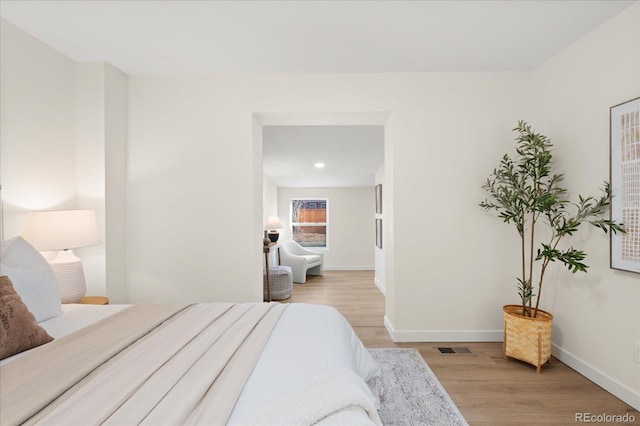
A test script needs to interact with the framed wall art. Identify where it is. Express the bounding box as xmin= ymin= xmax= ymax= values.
xmin=376 ymin=218 xmax=382 ymax=249
xmin=610 ymin=97 xmax=640 ymax=273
